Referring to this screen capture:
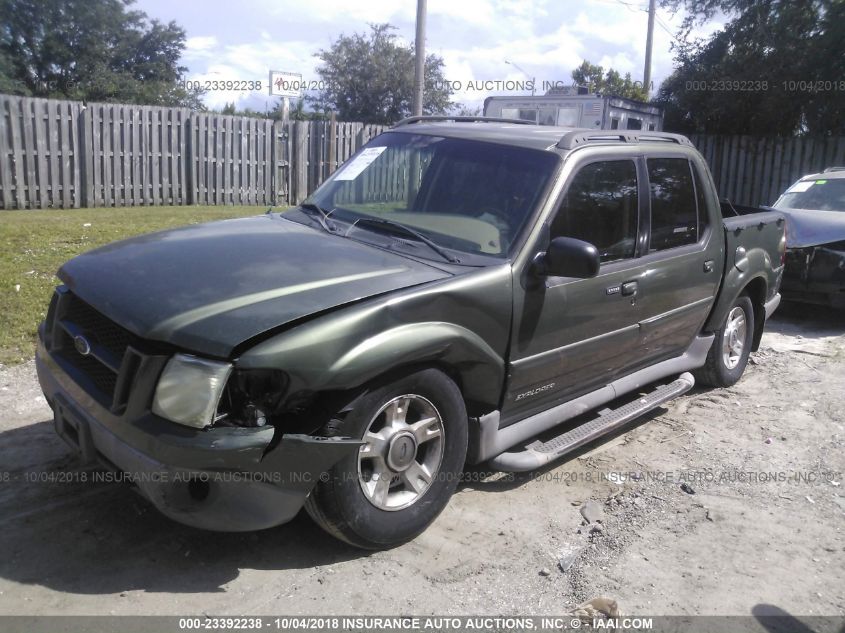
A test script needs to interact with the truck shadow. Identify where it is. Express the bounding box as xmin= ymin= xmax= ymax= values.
xmin=751 ymin=604 xmax=833 ymax=633
xmin=767 ymin=300 xmax=845 ymax=338
xmin=0 ymin=419 xmax=365 ymax=596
